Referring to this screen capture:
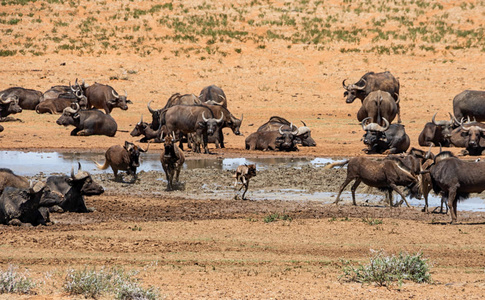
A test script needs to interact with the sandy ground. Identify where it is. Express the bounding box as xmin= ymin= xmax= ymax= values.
xmin=1 ymin=0 xmax=485 ymax=298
